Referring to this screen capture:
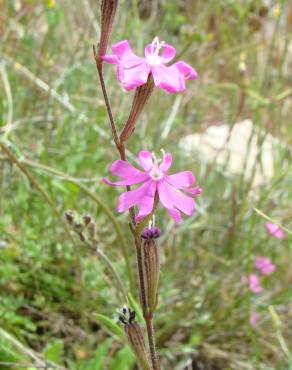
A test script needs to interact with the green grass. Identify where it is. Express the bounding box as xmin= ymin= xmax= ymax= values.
xmin=0 ymin=0 xmax=291 ymax=369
